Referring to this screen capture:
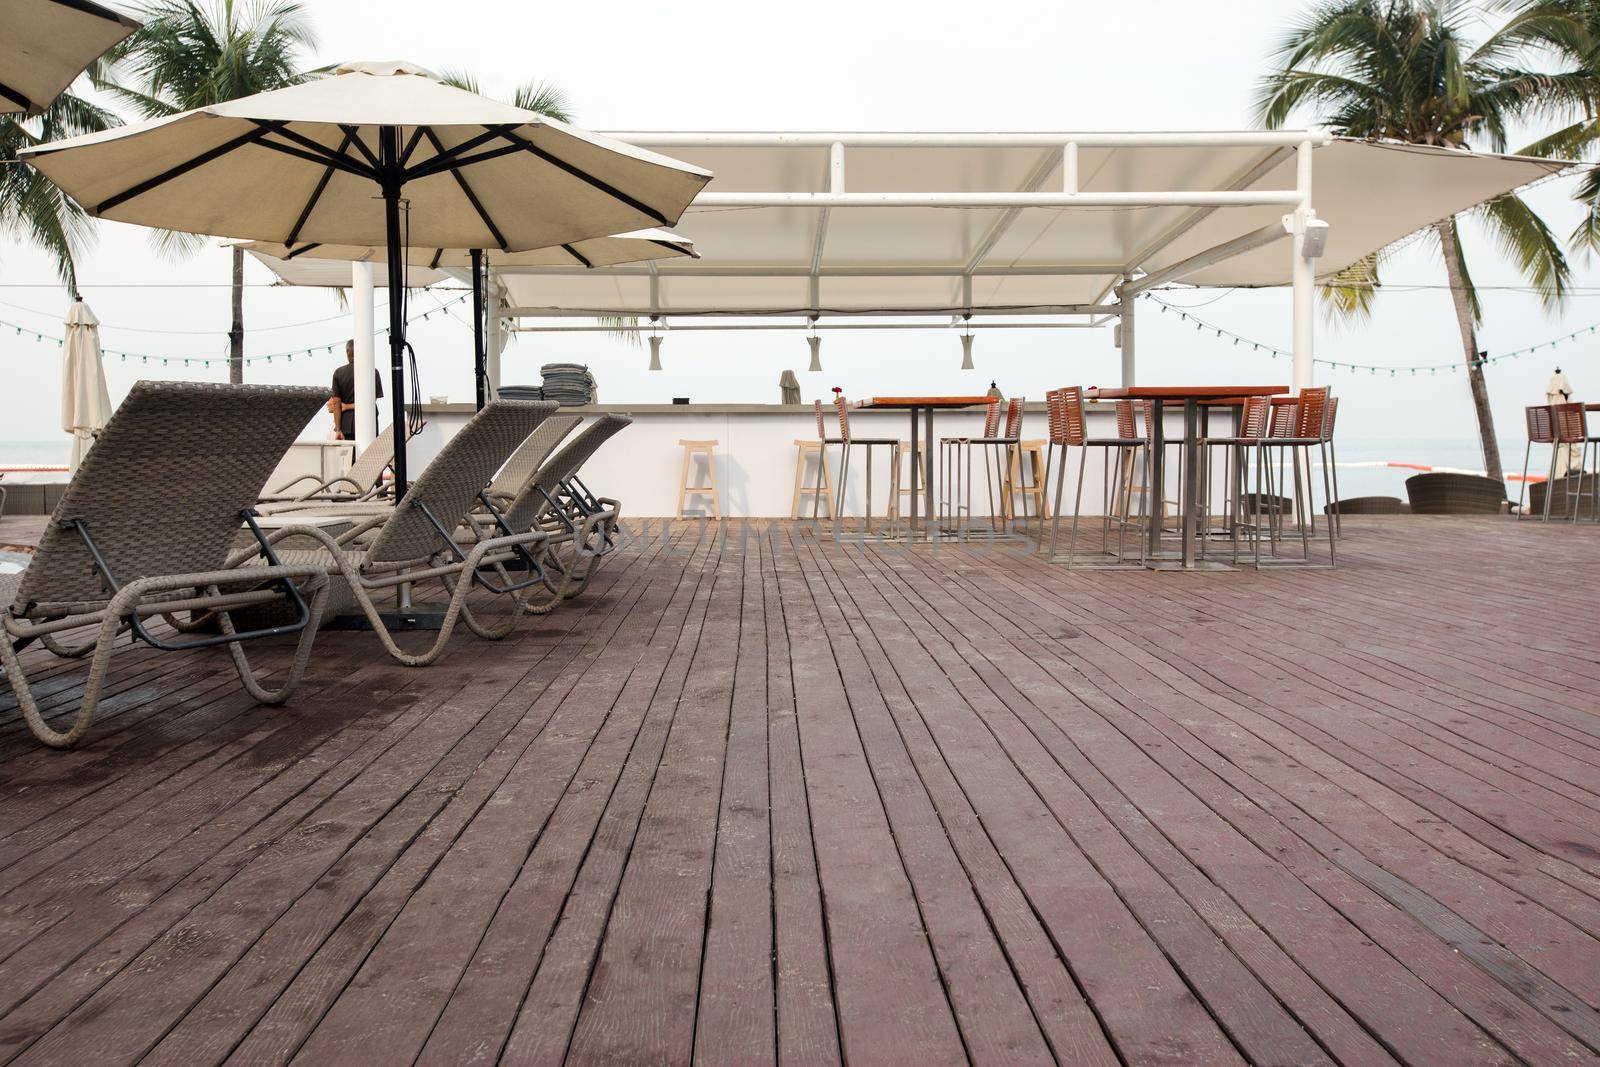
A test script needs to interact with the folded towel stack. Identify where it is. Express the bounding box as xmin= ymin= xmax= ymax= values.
xmin=495 ymin=385 xmax=544 ymax=402
xmin=539 ymin=363 xmax=597 ymax=406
